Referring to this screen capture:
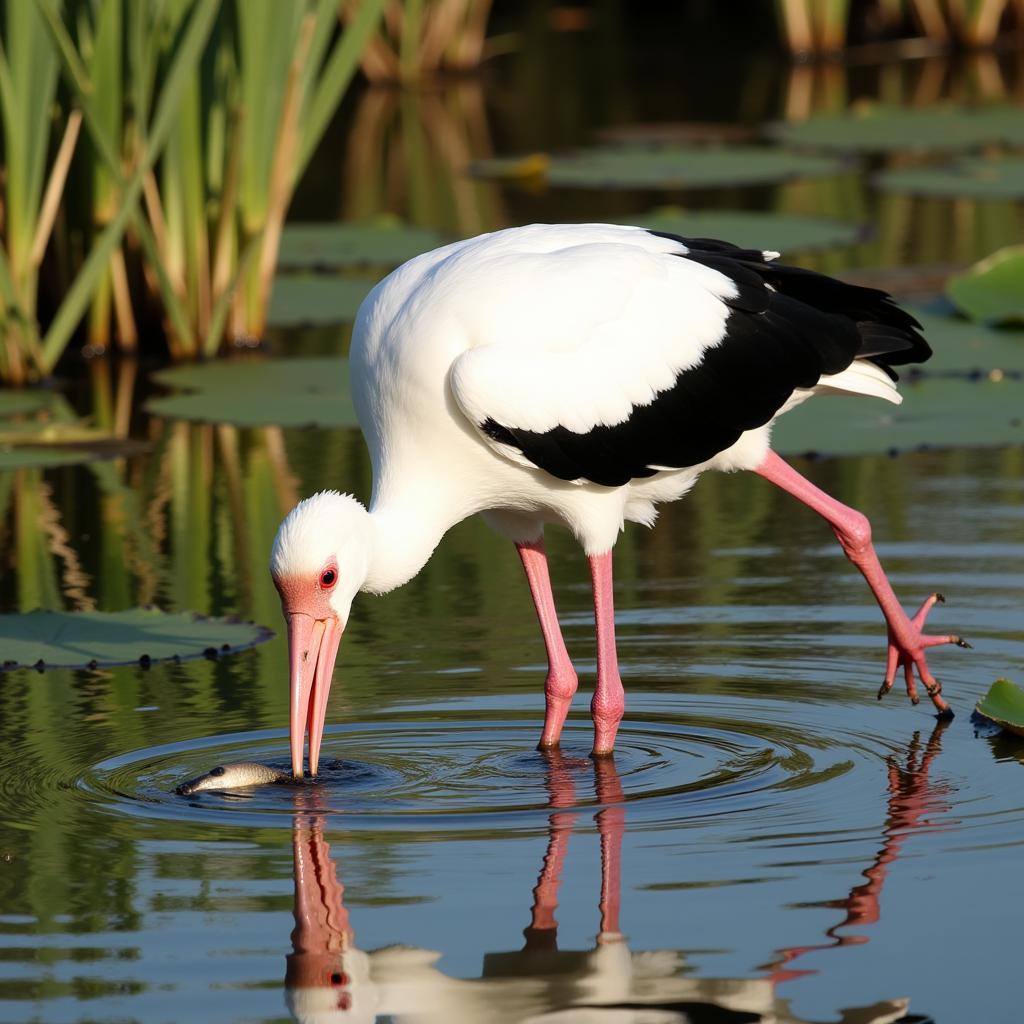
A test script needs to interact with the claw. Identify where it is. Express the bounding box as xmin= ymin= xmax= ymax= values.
xmin=878 ymin=679 xmax=893 ymax=700
xmin=953 ymin=636 xmax=972 ymax=649
xmin=935 ymin=592 xmax=946 ymax=604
